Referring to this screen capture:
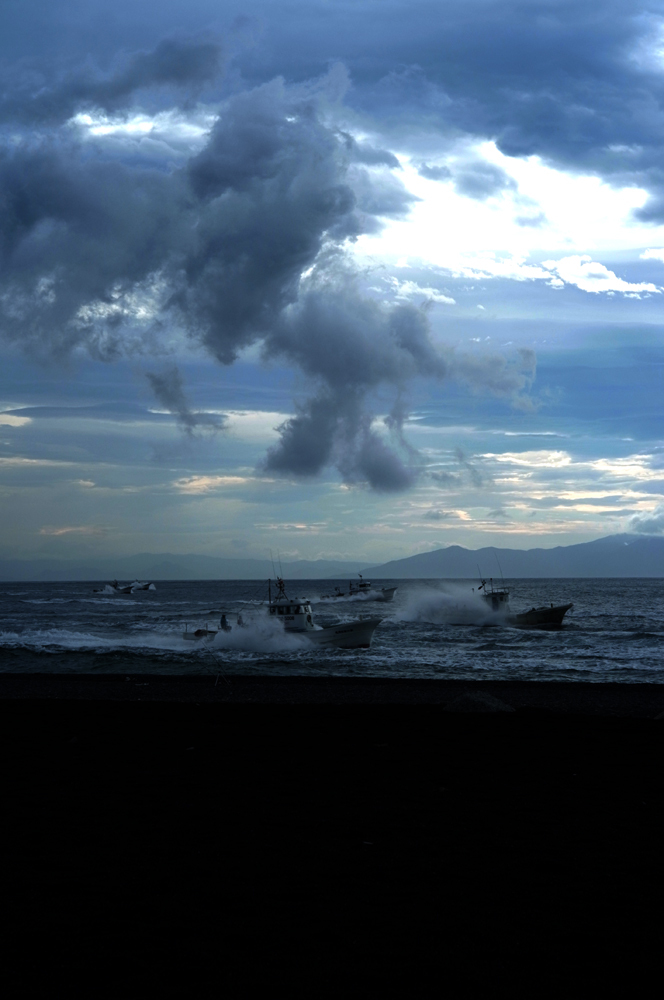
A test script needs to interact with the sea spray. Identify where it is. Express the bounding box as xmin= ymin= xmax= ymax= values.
xmin=396 ymin=585 xmax=499 ymax=626
xmin=211 ymin=615 xmax=308 ymax=653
